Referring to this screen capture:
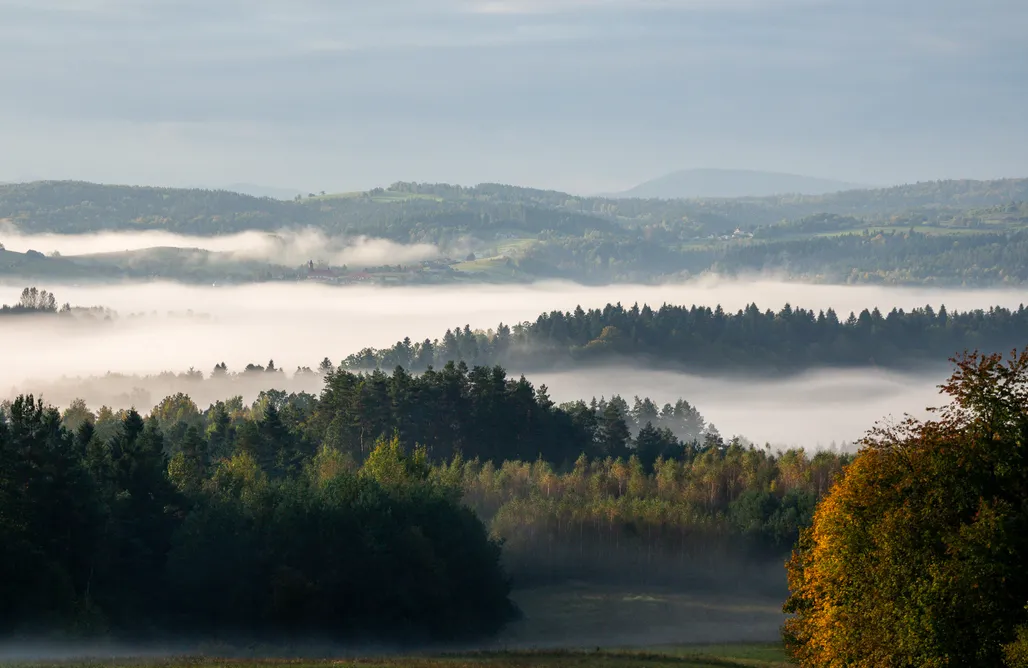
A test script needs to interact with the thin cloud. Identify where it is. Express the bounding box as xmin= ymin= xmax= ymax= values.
xmin=0 ymin=0 xmax=1024 ymax=191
